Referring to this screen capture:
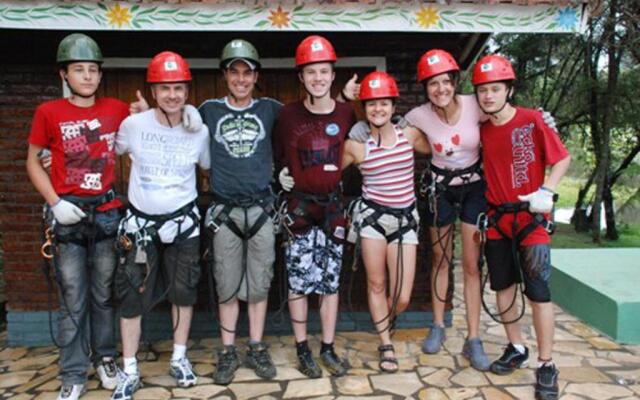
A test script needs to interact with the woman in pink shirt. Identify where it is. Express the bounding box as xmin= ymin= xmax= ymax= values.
xmin=405 ymin=49 xmax=490 ymax=371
